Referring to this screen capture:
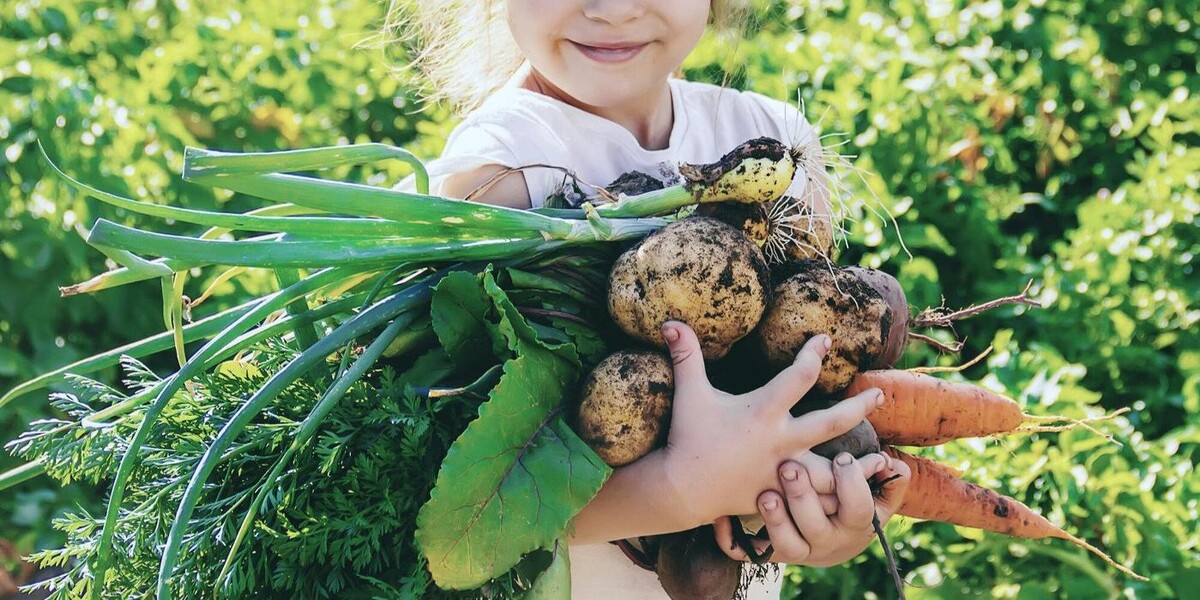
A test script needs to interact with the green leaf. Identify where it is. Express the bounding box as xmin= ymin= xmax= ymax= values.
xmin=518 ymin=539 xmax=572 ymax=600
xmin=415 ymin=276 xmax=600 ymax=589
xmin=0 ymin=346 xmax=26 ymax=377
xmin=415 ymin=353 xmax=608 ymax=589
xmin=901 ymin=224 xmax=956 ymax=256
xmin=431 ymin=271 xmax=499 ymax=372
xmin=481 ymin=267 xmax=550 ymax=357
xmin=1109 ymin=310 xmax=1137 ymax=343
xmin=420 ymin=352 xmax=609 ymax=588
xmin=548 ymin=319 xmax=608 ymax=366
xmin=393 ymin=346 xmax=457 ymax=390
